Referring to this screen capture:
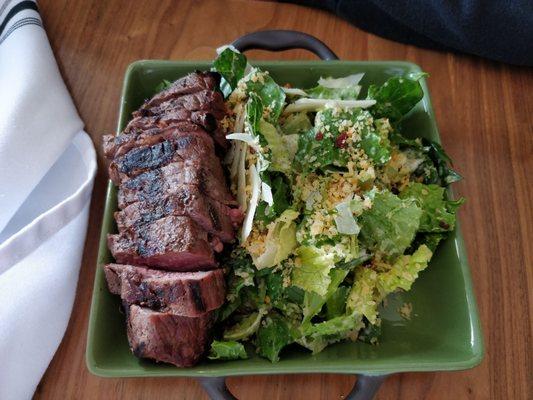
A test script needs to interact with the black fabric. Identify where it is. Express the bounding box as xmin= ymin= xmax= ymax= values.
xmin=282 ymin=0 xmax=533 ymax=66
xmin=0 ymin=1 xmax=38 ymax=37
